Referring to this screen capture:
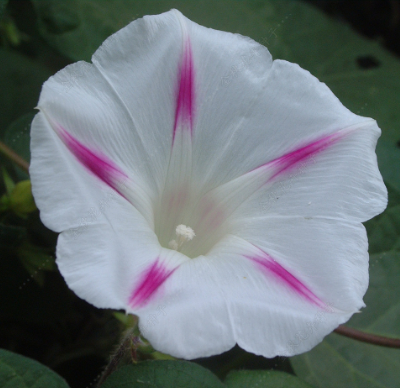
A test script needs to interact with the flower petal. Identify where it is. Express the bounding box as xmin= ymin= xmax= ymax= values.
xmin=35 ymin=62 xmax=163 ymax=201
xmin=34 ymin=10 xmax=203 ymax=214
xmin=55 ymin=123 xmax=128 ymax=198
xmin=173 ymin=36 xmax=195 ymax=143
xmin=189 ymin=44 xmax=377 ymax=194
xmin=133 ymin=218 xmax=364 ymax=359
xmin=91 ymin=10 xmax=197 ymax=196
xmin=132 ymin=254 xmax=235 ymax=359
xmin=232 ymin=216 xmax=369 ymax=314
xmin=56 ymin=194 xmax=186 ymax=310
xmin=154 ymin=30 xmax=197 ymax=242
xmin=203 ymin=120 xmax=386 ymax=227
xmin=244 ymin=247 xmax=325 ymax=309
xmin=206 ymin=225 xmax=366 ymax=358
xmin=129 ymin=258 xmax=177 ymax=308
xmin=30 ymin=112 xmax=153 ymax=232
